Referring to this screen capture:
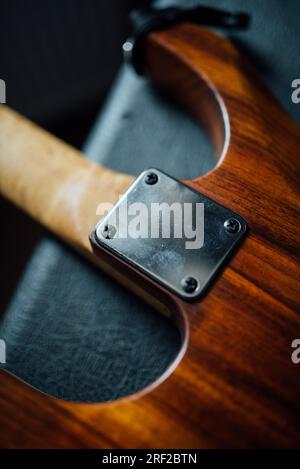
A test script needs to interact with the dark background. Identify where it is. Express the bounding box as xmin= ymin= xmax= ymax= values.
xmin=1 ymin=0 xmax=150 ymax=147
